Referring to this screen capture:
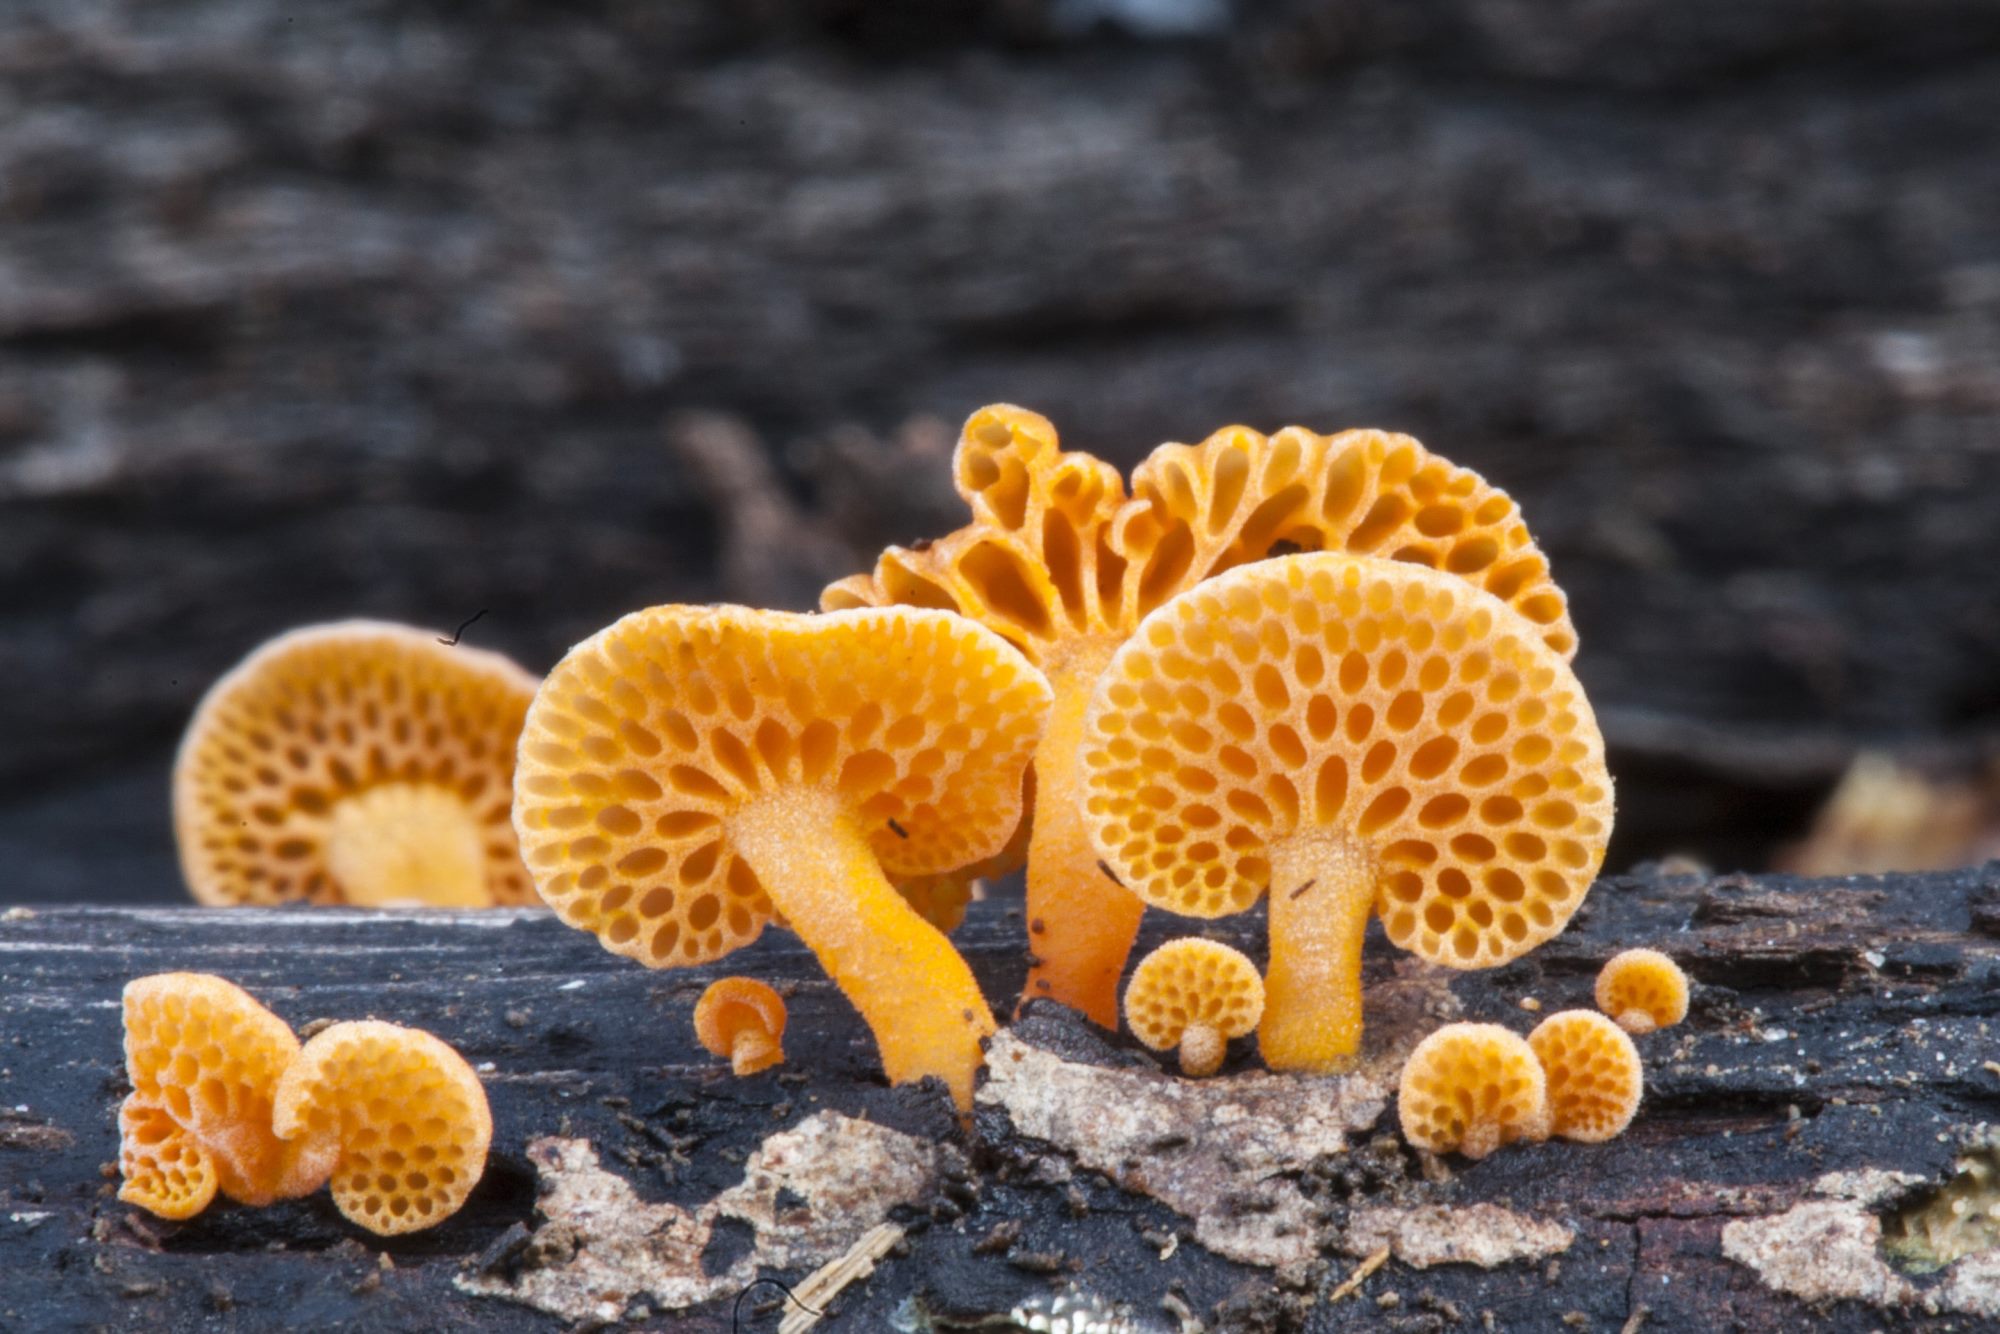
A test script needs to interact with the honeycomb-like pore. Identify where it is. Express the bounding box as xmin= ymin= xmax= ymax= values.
xmin=1528 ymin=1010 xmax=1643 ymax=1143
xmin=1082 ymin=554 xmax=1612 ymax=967
xmin=1594 ymin=948 xmax=1690 ymax=1035
xmin=117 ymin=1096 xmax=219 ymax=1221
xmin=1397 ymin=1022 xmax=1550 ymax=1159
xmin=821 ymin=405 xmax=1131 ymax=667
xmin=121 ymin=973 xmax=337 ymax=1209
xmin=174 ymin=621 xmax=541 ymax=907
xmin=273 ymin=1021 xmax=492 ymax=1236
xmin=1123 ymin=938 xmax=1265 ymax=1074
xmin=513 ymin=605 xmax=1051 ymax=969
xmin=1112 ymin=426 xmax=1577 ymax=659
xmin=889 ymin=769 xmax=1033 ymax=932
xmin=693 ymin=976 xmax=788 ymax=1076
